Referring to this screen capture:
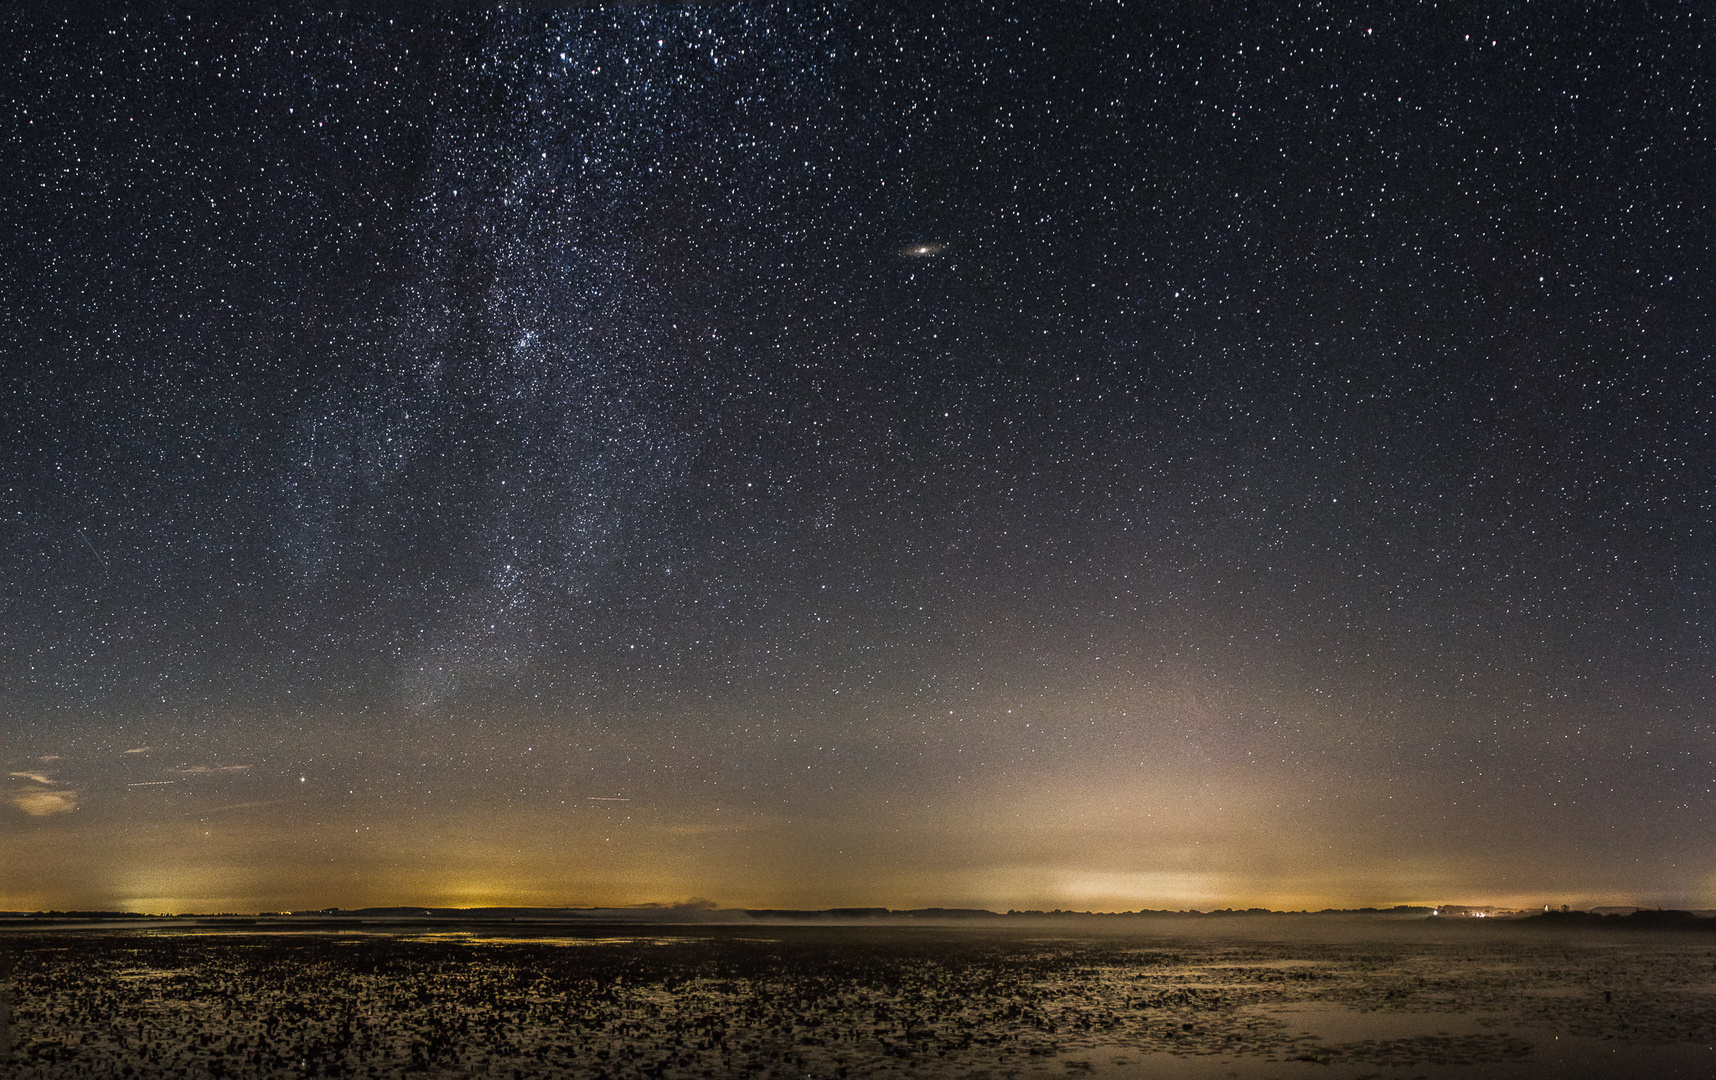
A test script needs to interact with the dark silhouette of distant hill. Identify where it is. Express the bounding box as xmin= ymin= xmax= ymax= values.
xmin=272 ymin=905 xmax=1442 ymax=923
xmin=1513 ymin=909 xmax=1716 ymax=932
xmin=18 ymin=905 xmax=1716 ymax=930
